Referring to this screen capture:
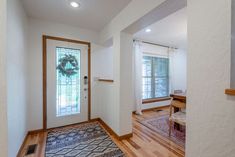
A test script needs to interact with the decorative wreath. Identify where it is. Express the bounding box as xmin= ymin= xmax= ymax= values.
xmin=57 ymin=54 xmax=79 ymax=77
